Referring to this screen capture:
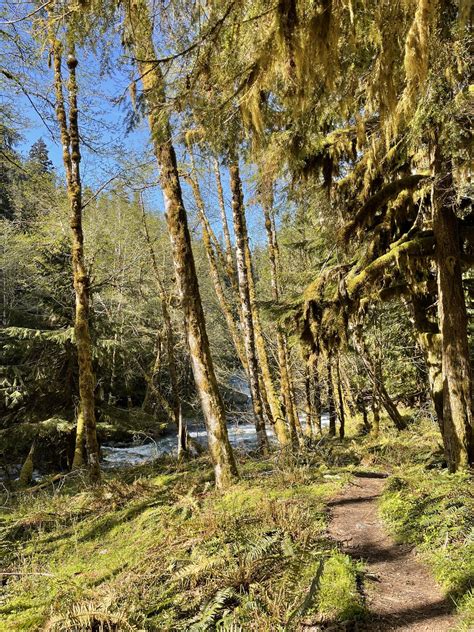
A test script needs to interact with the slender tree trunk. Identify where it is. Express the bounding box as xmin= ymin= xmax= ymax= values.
xmin=372 ymin=388 xmax=380 ymax=437
xmin=185 ymin=158 xmax=247 ymax=371
xmin=431 ymin=142 xmax=473 ymax=470
xmin=304 ymin=361 xmax=313 ymax=437
xmin=341 ymin=371 xmax=357 ymax=418
xmin=353 ymin=333 xmax=405 ymax=431
xmin=284 ymin=339 xmax=303 ymax=439
xmin=360 ymin=398 xmax=371 ymax=433
xmin=409 ymin=294 xmax=444 ymax=434
xmin=19 ymin=440 xmax=35 ymax=487
xmin=51 ymin=40 xmax=100 ymax=484
xmin=261 ymin=184 xmax=297 ymax=444
xmin=336 ymin=356 xmax=345 ymax=439
xmin=327 ymin=358 xmax=336 ymax=437
xmin=142 ymin=330 xmax=163 ymax=414
xmin=213 ymin=157 xmax=235 ymax=281
xmin=125 ymin=0 xmax=237 ymax=487
xmin=141 ymin=198 xmax=188 ymax=455
xmin=312 ymin=357 xmax=323 ymax=434
xmin=229 ymin=159 xmax=269 ymax=452
xmin=244 ymin=241 xmax=290 ymax=446
xmin=71 ymin=408 xmax=85 ymax=469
